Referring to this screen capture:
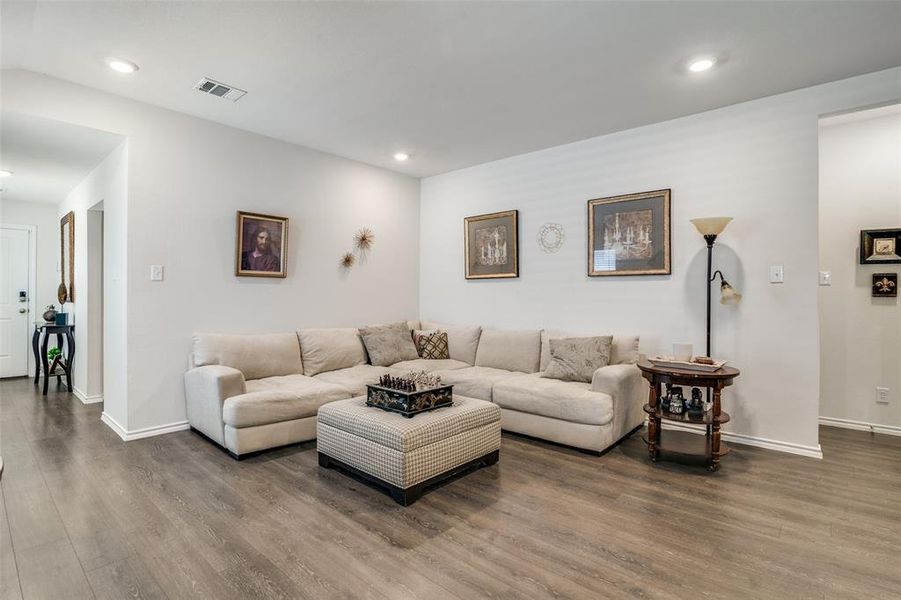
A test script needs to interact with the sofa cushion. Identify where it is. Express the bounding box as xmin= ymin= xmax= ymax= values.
xmin=298 ymin=328 xmax=367 ymax=376
xmin=359 ymin=322 xmax=419 ymax=367
xmin=541 ymin=336 xmax=613 ymax=383
xmin=432 ymin=366 xmax=528 ymax=402
xmin=421 ymin=321 xmax=482 ymax=365
xmin=540 ymin=330 xmax=639 ymax=370
xmin=389 ymin=358 xmax=470 ymax=373
xmin=192 ymin=333 xmax=302 ymax=380
xmin=224 ymin=375 xmax=350 ymax=428
xmin=313 ymin=364 xmax=395 ymax=396
xmin=493 ymin=373 xmax=614 ymax=426
xmin=414 ymin=330 xmax=450 ymax=360
xmin=475 ymin=328 xmax=541 ymax=373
